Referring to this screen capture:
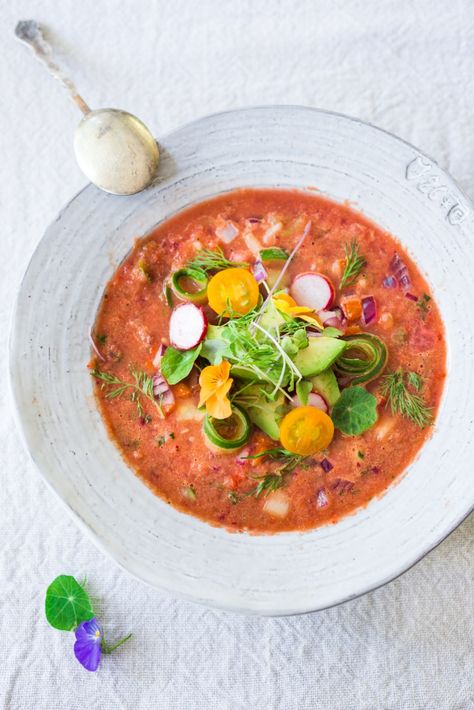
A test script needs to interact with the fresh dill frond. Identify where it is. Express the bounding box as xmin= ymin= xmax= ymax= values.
xmin=339 ymin=239 xmax=367 ymax=289
xmin=187 ymin=247 xmax=248 ymax=273
xmin=243 ymin=448 xmax=308 ymax=498
xmin=379 ymin=369 xmax=432 ymax=428
xmin=250 ymin=471 xmax=286 ymax=498
xmin=406 ymin=371 xmax=423 ymax=391
xmin=91 ymin=366 xmax=163 ymax=419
